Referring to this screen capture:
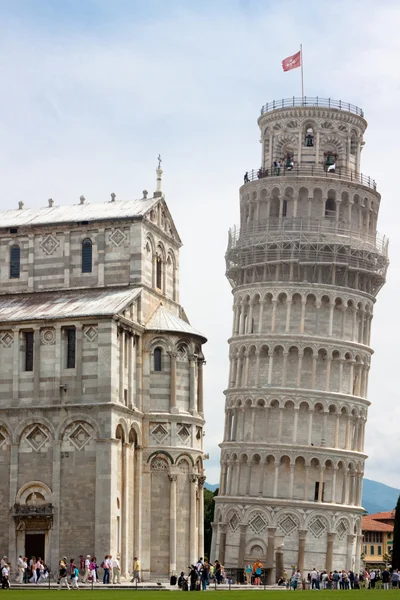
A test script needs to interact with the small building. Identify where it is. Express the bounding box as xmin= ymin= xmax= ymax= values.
xmin=362 ymin=511 xmax=394 ymax=565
